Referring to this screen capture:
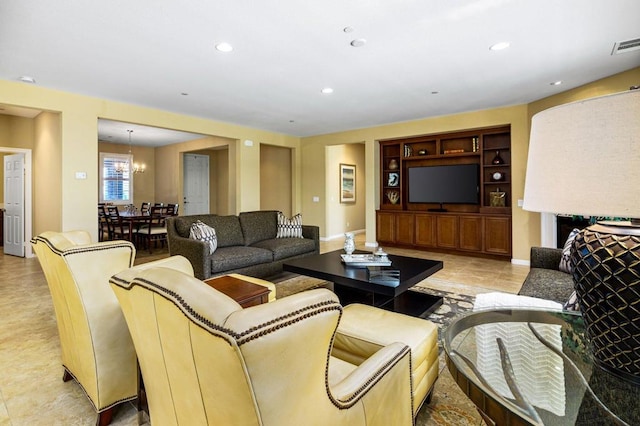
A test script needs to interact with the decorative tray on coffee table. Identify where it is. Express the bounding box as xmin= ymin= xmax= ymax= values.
xmin=340 ymin=254 xmax=392 ymax=267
